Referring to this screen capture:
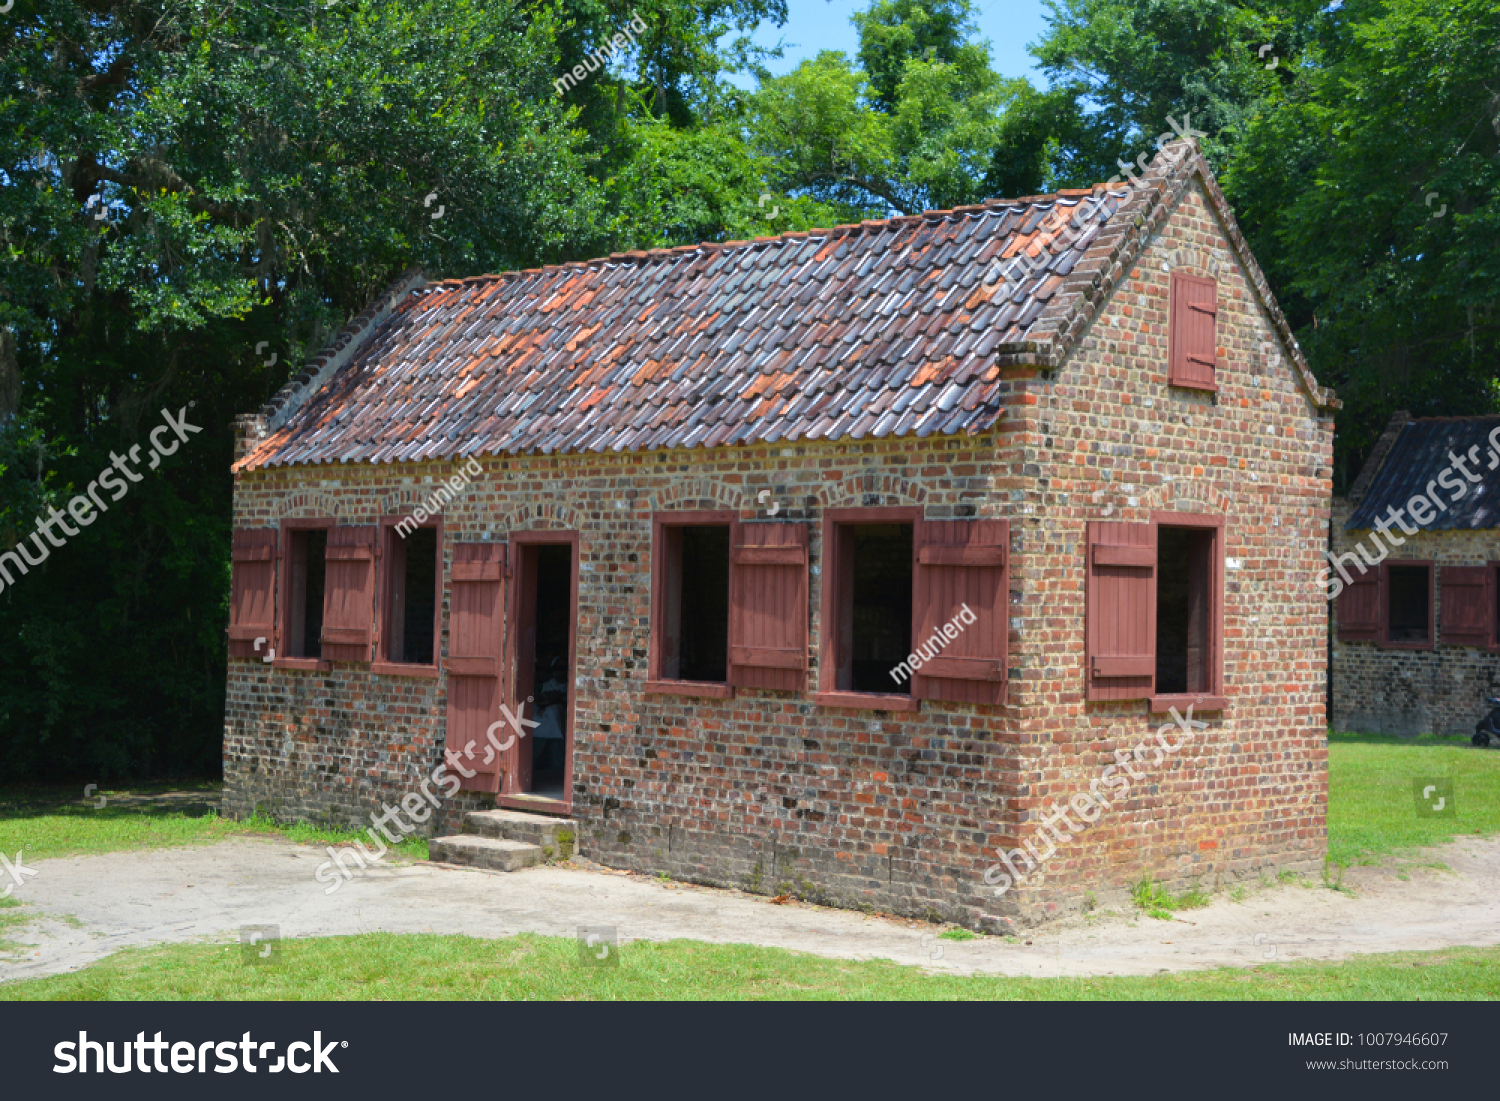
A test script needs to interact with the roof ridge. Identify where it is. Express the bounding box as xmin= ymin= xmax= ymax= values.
xmin=1348 ymin=411 xmax=1411 ymax=502
xmin=260 ymin=267 xmax=425 ymax=427
xmin=417 ymin=190 xmax=1104 ymax=290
